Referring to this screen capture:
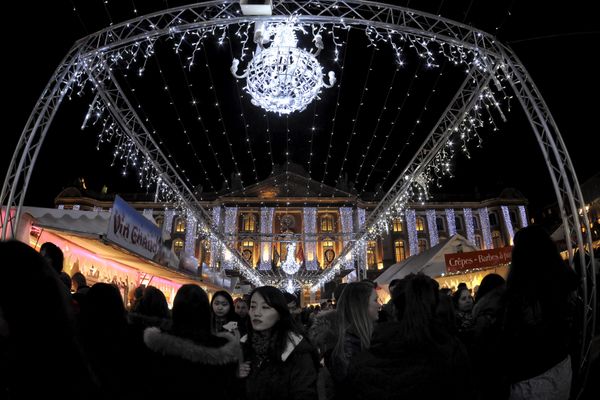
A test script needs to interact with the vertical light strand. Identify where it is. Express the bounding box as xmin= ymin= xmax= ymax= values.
xmin=518 ymin=205 xmax=528 ymax=228
xmin=339 ymin=207 xmax=355 ymax=269
xmin=445 ymin=208 xmax=457 ymax=236
xmin=478 ymin=207 xmax=493 ymax=250
xmin=501 ymin=205 xmax=515 ymax=245
xmin=463 ymin=208 xmax=475 ymax=245
xmin=303 ymin=207 xmax=318 ymax=270
xmin=406 ymin=209 xmax=418 ymax=256
xmin=223 ymin=207 xmax=238 ymax=270
xmin=426 ymin=209 xmax=439 ymax=246
xmin=259 ymin=207 xmax=274 ymax=270
xmin=210 ymin=207 xmax=222 ymax=268
xmin=184 ymin=214 xmax=197 ymax=256
xmin=356 ymin=208 xmax=367 ymax=279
